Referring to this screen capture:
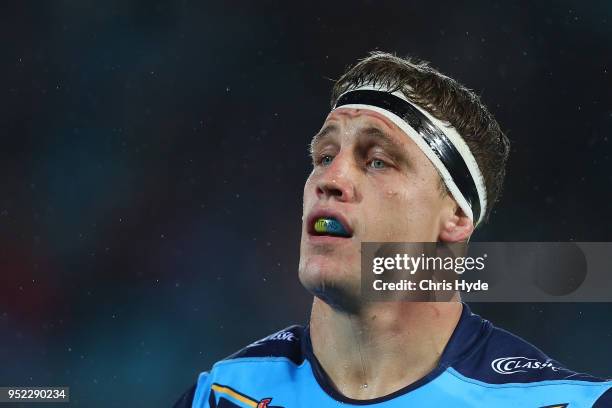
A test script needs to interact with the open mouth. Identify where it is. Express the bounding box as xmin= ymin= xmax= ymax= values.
xmin=311 ymin=216 xmax=352 ymax=238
